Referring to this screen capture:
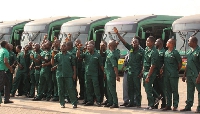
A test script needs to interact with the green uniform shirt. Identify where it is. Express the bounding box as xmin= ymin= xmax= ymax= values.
xmin=32 ymin=50 xmax=42 ymax=74
xmin=81 ymin=51 xmax=103 ymax=76
xmin=186 ymin=46 xmax=200 ymax=77
xmin=40 ymin=50 xmax=51 ymax=72
xmin=164 ymin=48 xmax=181 ymax=77
xmin=143 ymin=46 xmax=159 ymax=72
xmin=9 ymin=51 xmax=17 ymax=66
xmin=17 ymin=52 xmax=30 ymax=73
xmin=54 ymin=52 xmax=75 ymax=77
xmin=158 ymin=48 xmax=165 ymax=70
xmin=105 ymin=50 xmax=118 ymax=77
xmin=0 ymin=48 xmax=9 ymax=71
xmin=124 ymin=43 xmax=144 ymax=73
